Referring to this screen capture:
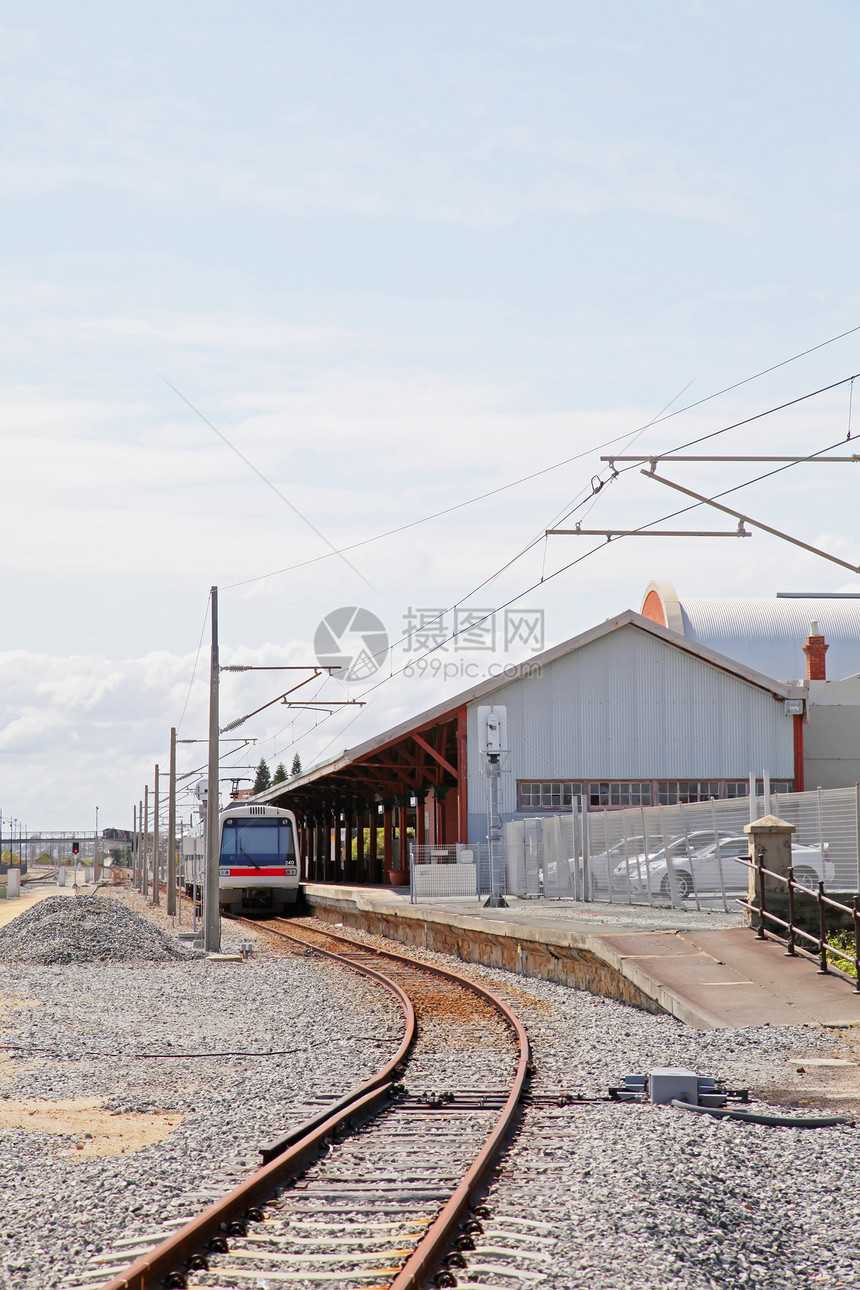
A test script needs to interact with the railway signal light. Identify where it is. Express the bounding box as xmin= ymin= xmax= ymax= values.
xmin=72 ymin=840 xmax=79 ymax=856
